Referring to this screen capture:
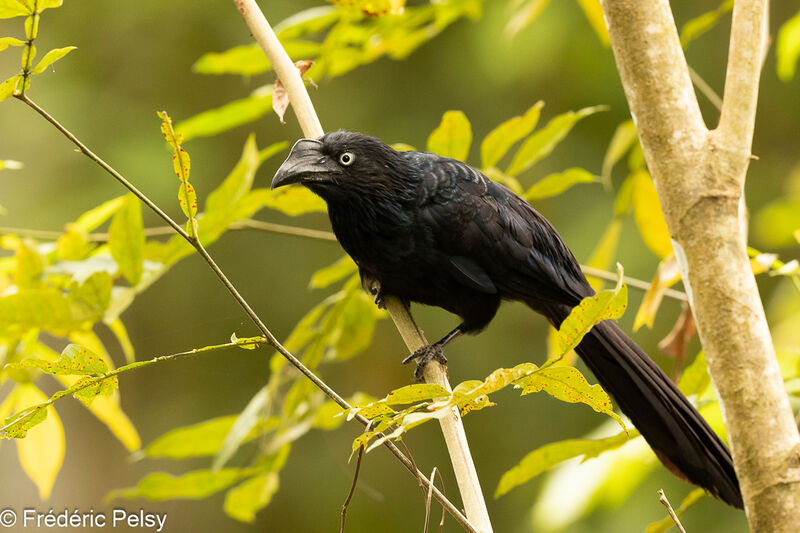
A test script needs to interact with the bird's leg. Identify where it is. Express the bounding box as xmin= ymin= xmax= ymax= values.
xmin=402 ymin=325 xmax=464 ymax=382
